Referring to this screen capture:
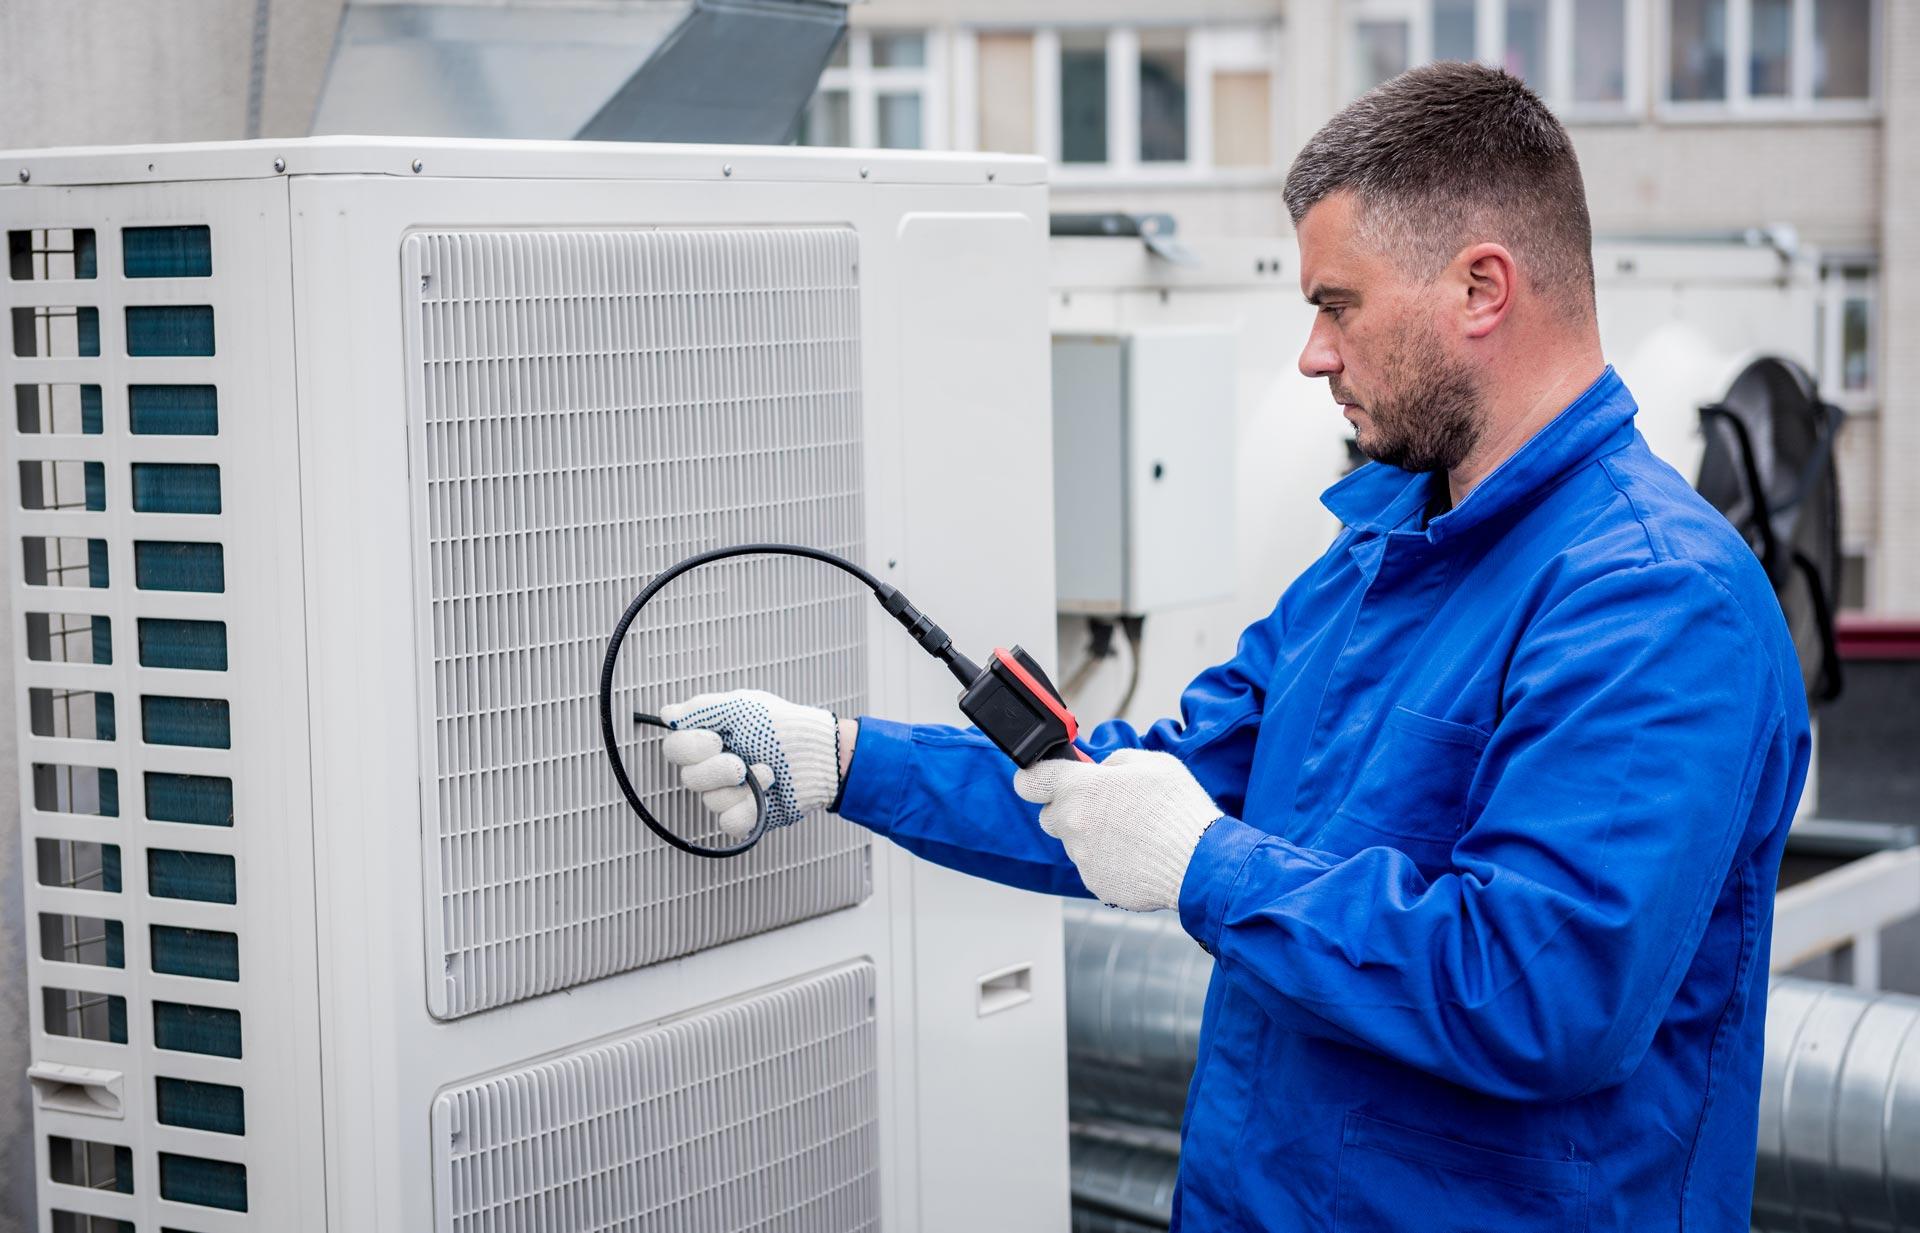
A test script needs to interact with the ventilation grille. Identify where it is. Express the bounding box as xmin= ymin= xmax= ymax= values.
xmin=405 ymin=228 xmax=871 ymax=1019
xmin=7 ymin=215 xmax=249 ymax=1226
xmin=434 ymin=961 xmax=881 ymax=1233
